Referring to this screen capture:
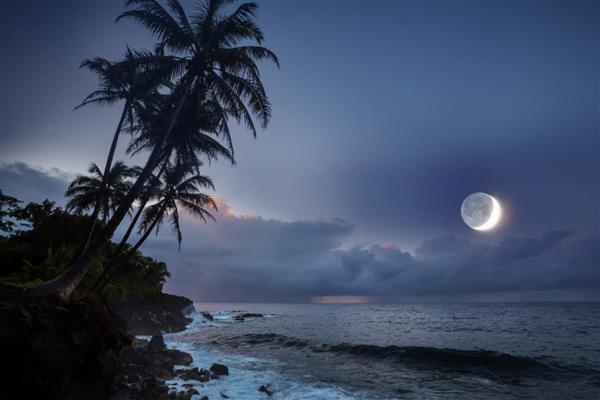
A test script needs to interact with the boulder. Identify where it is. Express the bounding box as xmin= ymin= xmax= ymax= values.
xmin=176 ymin=367 xmax=211 ymax=382
xmin=174 ymin=388 xmax=199 ymax=400
xmin=165 ymin=349 xmax=193 ymax=365
xmin=234 ymin=312 xmax=264 ymax=321
xmin=149 ymin=335 xmax=166 ymax=352
xmin=209 ymin=363 xmax=229 ymax=376
xmin=258 ymin=384 xmax=274 ymax=396
xmin=201 ymin=312 xmax=214 ymax=321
